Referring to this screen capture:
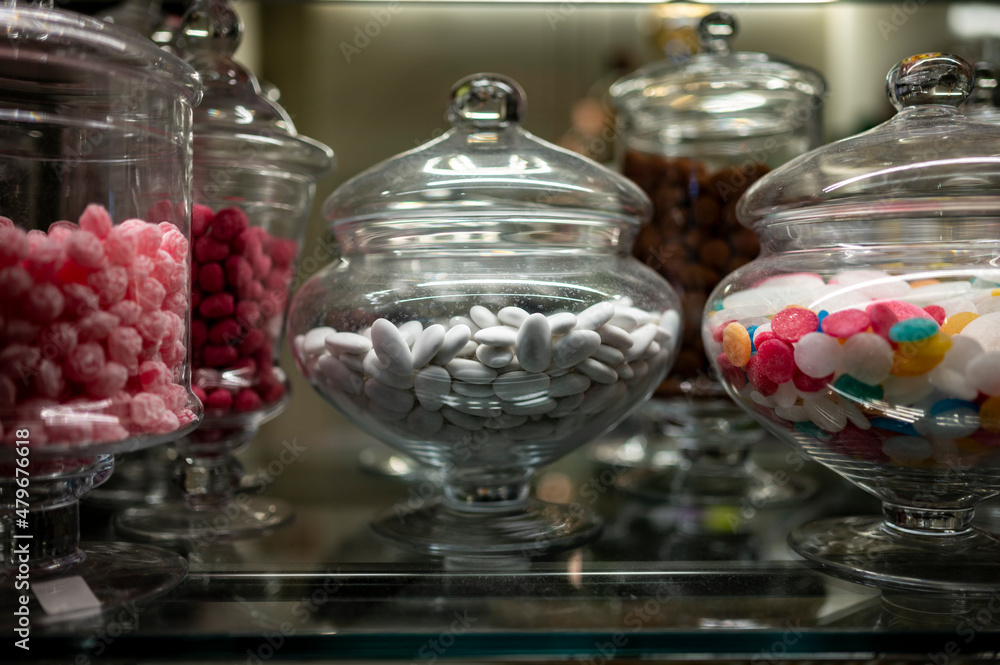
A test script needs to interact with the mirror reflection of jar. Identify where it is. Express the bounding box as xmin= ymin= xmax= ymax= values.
xmin=609 ymin=12 xmax=825 ymax=396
